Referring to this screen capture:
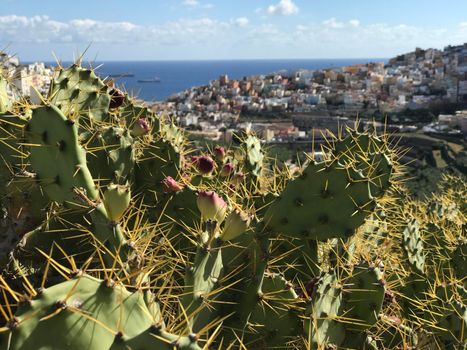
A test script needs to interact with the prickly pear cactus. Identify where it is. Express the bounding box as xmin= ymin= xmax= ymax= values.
xmin=0 ymin=114 xmax=27 ymax=183
xmin=451 ymin=239 xmax=466 ymax=282
xmin=49 ymin=64 xmax=110 ymax=123
xmin=1 ymin=56 xmax=465 ymax=350
xmin=182 ymin=242 xmax=224 ymax=332
xmin=402 ymin=218 xmax=425 ymax=273
xmin=264 ymin=160 xmax=381 ymax=240
xmin=1 ymin=274 xmax=202 ymax=350
xmin=243 ymin=134 xmax=264 ymax=178
xmin=423 ymin=283 xmax=467 ymax=347
xmin=27 ymin=105 xmax=98 ymax=202
xmin=244 ymin=274 xmax=302 ymax=348
xmin=135 ymin=138 xmax=183 ymax=198
xmin=305 ymin=263 xmax=385 ymax=349
xmin=102 ymin=183 xmax=131 ymax=222
xmin=119 ymin=97 xmax=160 ymax=133
xmin=0 ymin=70 xmax=11 ymax=114
xmin=84 ymin=126 xmax=135 ymax=186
